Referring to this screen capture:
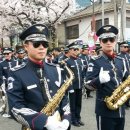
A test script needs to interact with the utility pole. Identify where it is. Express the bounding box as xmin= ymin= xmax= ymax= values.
xmin=113 ymin=0 xmax=118 ymax=28
xmin=91 ymin=0 xmax=95 ymax=32
xmin=120 ymin=0 xmax=126 ymax=42
xmin=102 ymin=0 xmax=104 ymax=26
xmin=113 ymin=0 xmax=126 ymax=42
xmin=113 ymin=0 xmax=119 ymax=52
